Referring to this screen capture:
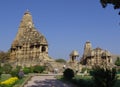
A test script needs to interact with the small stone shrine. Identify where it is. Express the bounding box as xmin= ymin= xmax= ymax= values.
xmin=80 ymin=41 xmax=113 ymax=66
